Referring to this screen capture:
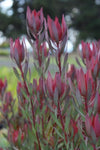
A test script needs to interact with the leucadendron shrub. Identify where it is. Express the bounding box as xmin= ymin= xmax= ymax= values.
xmin=0 ymin=6 xmax=100 ymax=150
